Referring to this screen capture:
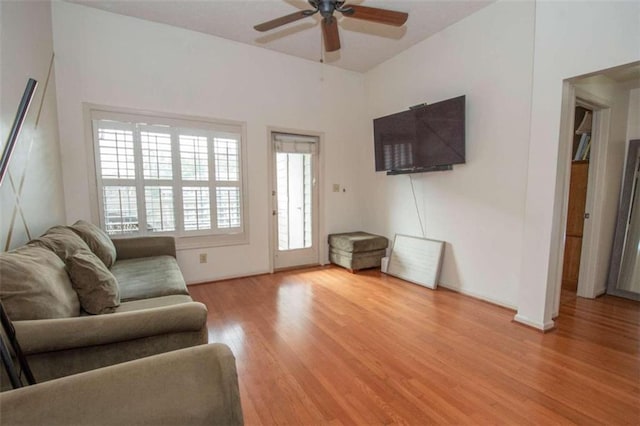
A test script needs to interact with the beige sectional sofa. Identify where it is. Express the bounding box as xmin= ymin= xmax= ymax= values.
xmin=0 ymin=221 xmax=208 ymax=387
xmin=0 ymin=344 xmax=243 ymax=426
